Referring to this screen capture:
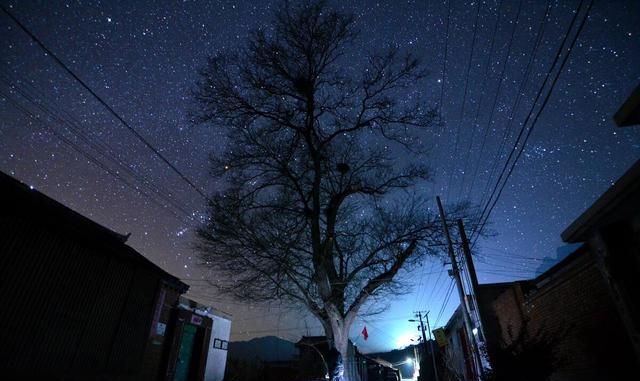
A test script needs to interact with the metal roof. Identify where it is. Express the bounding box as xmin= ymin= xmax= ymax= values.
xmin=1 ymin=170 xmax=188 ymax=292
